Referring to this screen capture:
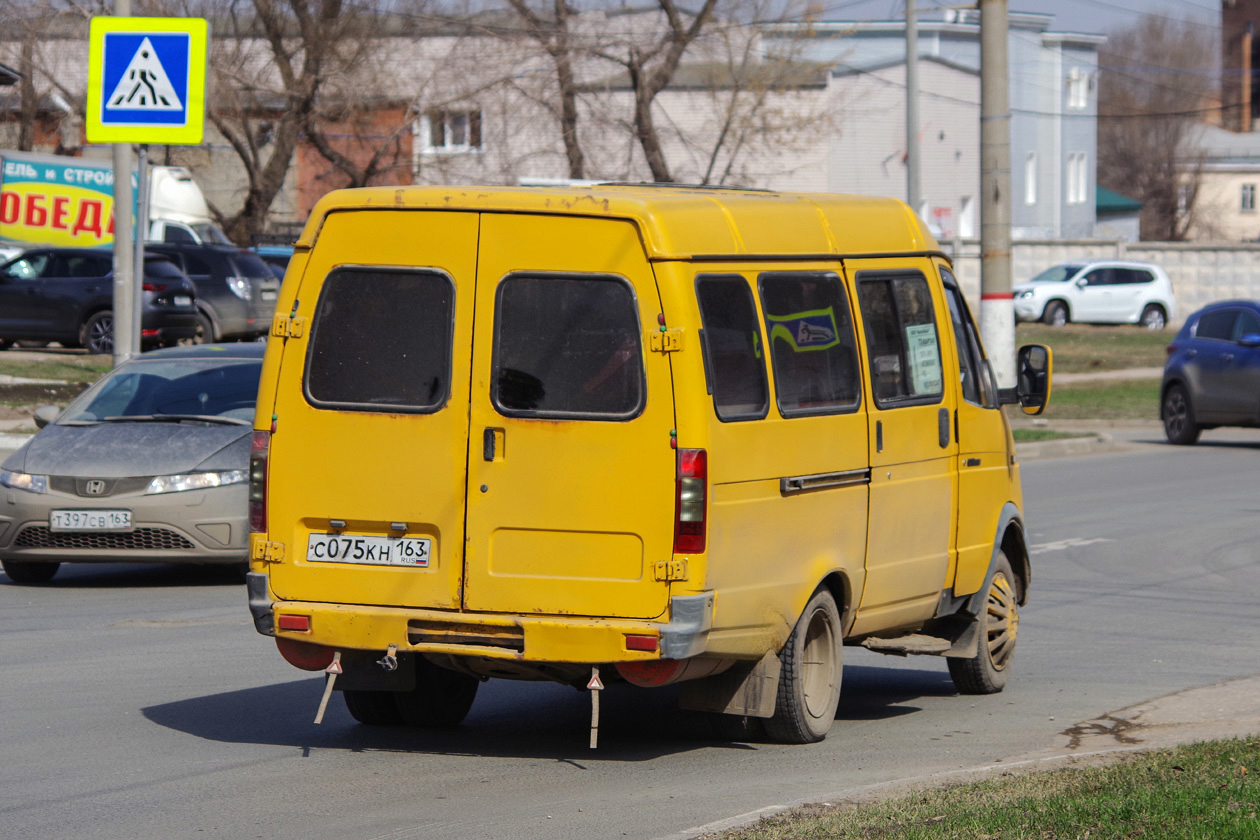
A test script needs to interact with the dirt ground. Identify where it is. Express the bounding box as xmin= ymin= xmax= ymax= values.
xmin=0 ymin=383 xmax=93 ymax=418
